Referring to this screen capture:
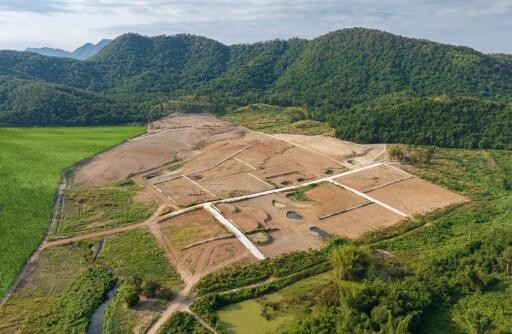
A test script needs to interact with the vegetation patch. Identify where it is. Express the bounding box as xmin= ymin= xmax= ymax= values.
xmin=281 ymin=147 xmax=512 ymax=334
xmin=159 ymin=312 xmax=210 ymax=334
xmin=55 ymin=182 xmax=156 ymax=238
xmin=96 ymin=230 xmax=184 ymax=333
xmin=0 ymin=243 xmax=114 ymax=334
xmin=0 ymin=126 xmax=143 ymax=300
xmin=193 ymin=249 xmax=329 ymax=296
xmin=286 ymin=184 xmax=317 ymax=202
xmin=224 ymin=103 xmax=334 ymax=136
xmin=217 ymin=272 xmax=335 ymax=334
xmin=332 ymin=94 xmax=512 ymax=150
xmin=191 ymin=262 xmax=331 ymax=332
